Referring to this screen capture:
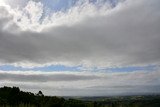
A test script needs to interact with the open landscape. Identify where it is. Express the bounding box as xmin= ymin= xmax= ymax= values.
xmin=0 ymin=86 xmax=160 ymax=107
xmin=0 ymin=0 xmax=160 ymax=107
